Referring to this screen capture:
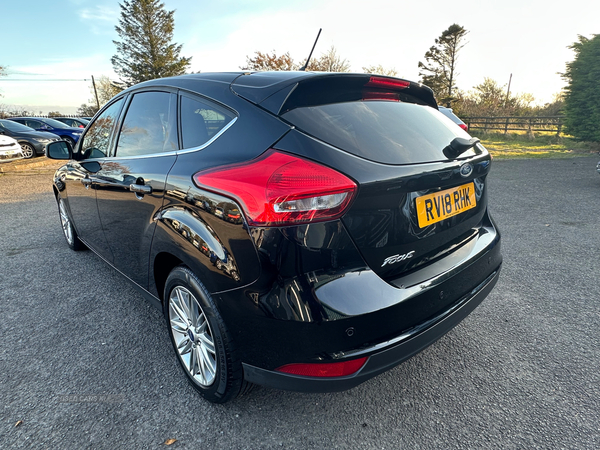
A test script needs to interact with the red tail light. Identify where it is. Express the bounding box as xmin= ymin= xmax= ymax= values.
xmin=365 ymin=76 xmax=410 ymax=90
xmin=276 ymin=357 xmax=368 ymax=377
xmin=193 ymin=150 xmax=357 ymax=227
xmin=459 ymin=123 xmax=468 ymax=131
